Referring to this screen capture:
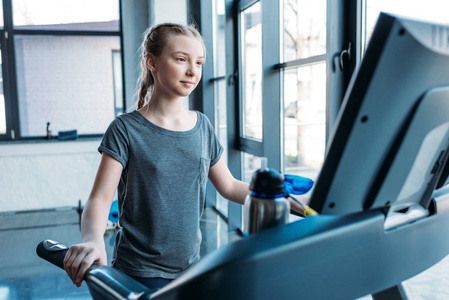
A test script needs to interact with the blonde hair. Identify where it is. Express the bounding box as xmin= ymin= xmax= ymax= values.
xmin=136 ymin=23 xmax=205 ymax=109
